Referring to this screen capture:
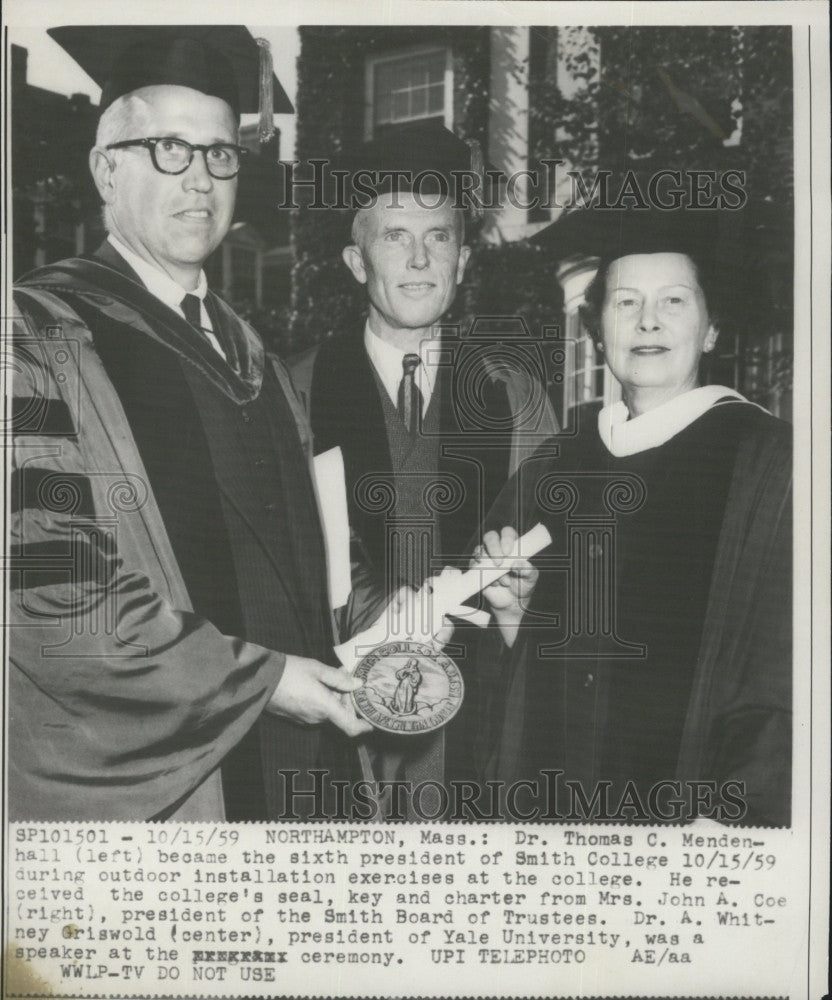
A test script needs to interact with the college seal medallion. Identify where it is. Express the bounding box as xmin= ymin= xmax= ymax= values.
xmin=351 ymin=641 xmax=464 ymax=734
